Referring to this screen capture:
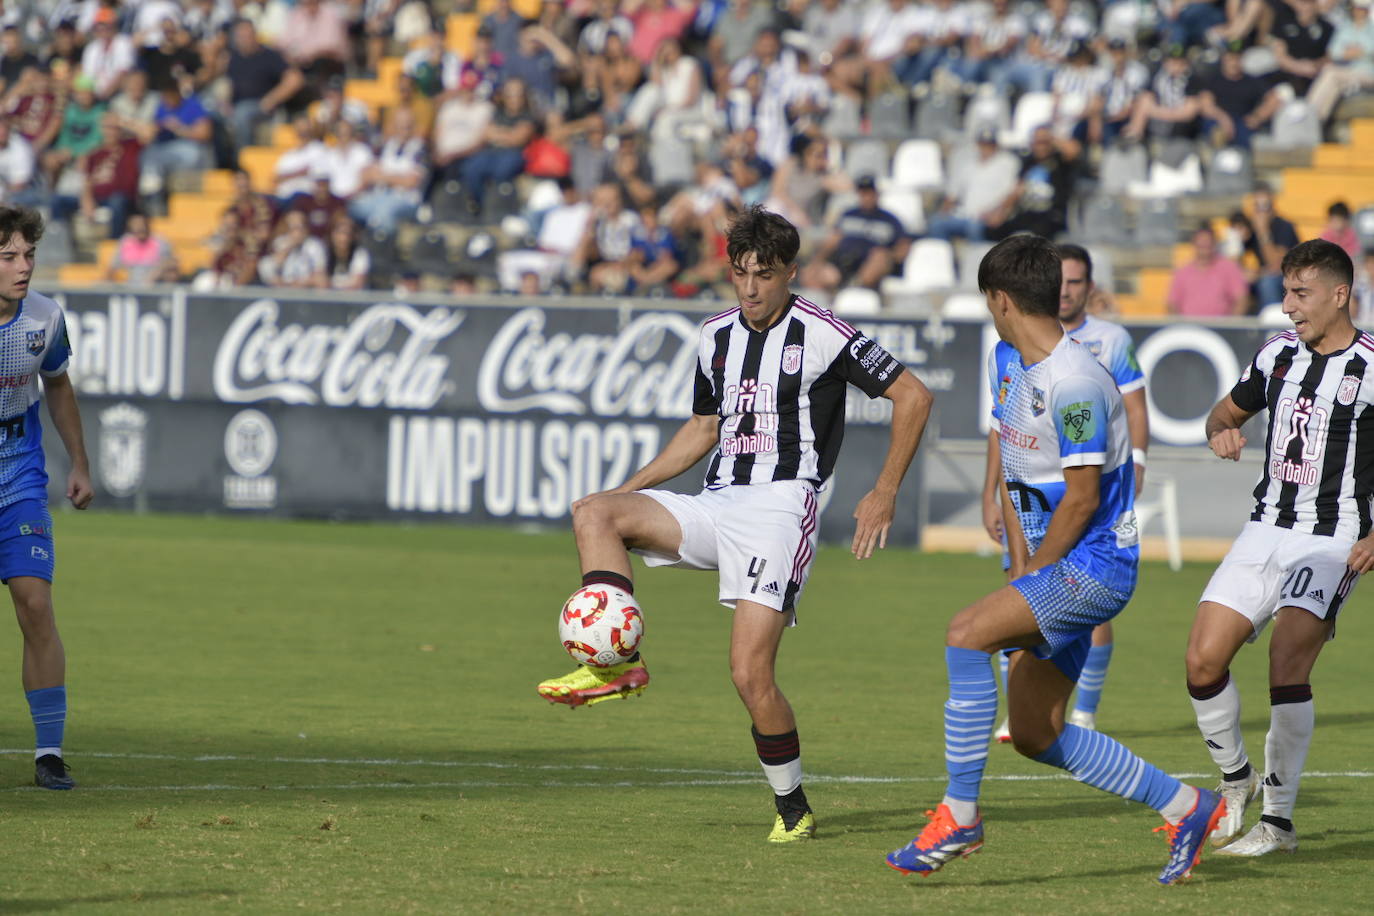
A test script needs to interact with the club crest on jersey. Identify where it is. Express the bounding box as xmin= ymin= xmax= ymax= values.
xmin=1086 ymin=341 xmax=1103 ymax=357
xmin=1031 ymin=387 xmax=1046 ymax=416
xmin=782 ymin=344 xmax=803 ymax=375
xmin=997 ymin=374 xmax=1011 ymax=406
xmin=1337 ymin=375 xmax=1361 ymax=406
xmin=24 ymin=329 xmax=44 ymax=354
